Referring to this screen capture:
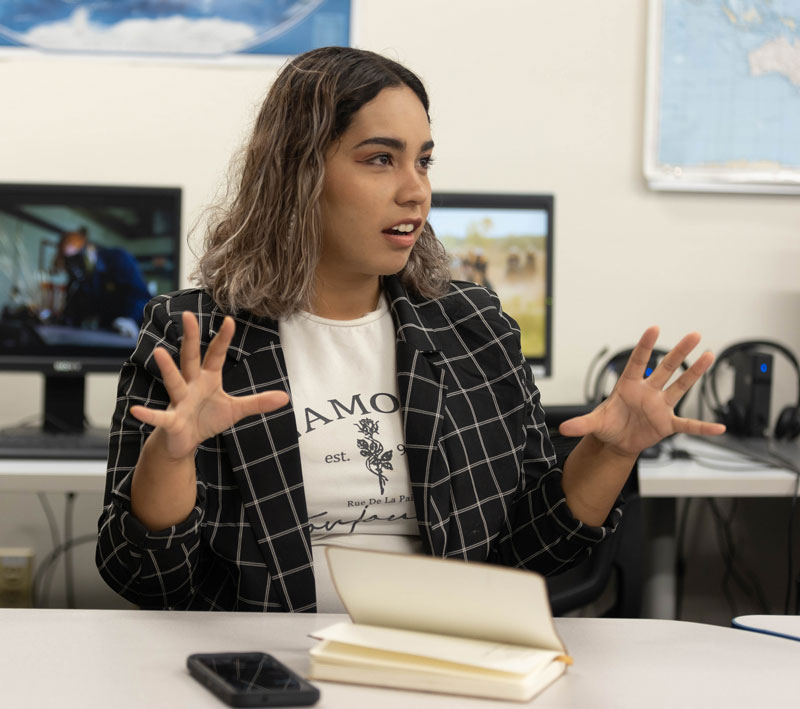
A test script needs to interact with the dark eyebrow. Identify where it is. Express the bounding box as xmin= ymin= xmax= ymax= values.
xmin=352 ymin=137 xmax=435 ymax=153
